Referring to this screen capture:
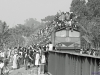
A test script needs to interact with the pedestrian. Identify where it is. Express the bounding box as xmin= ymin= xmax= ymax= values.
xmin=35 ymin=49 xmax=41 ymax=75
xmin=35 ymin=50 xmax=40 ymax=68
xmin=46 ymin=44 xmax=49 ymax=51
xmin=29 ymin=49 xmax=34 ymax=66
xmin=43 ymin=45 xmax=46 ymax=51
xmin=44 ymin=50 xmax=49 ymax=74
xmin=33 ymin=49 xmax=36 ymax=66
xmin=48 ymin=42 xmax=53 ymax=51
xmin=25 ymin=52 xmax=29 ymax=70
xmin=25 ymin=49 xmax=32 ymax=70
xmin=12 ymin=51 xmax=18 ymax=70
xmin=17 ymin=53 xmax=21 ymax=69
xmin=2 ymin=56 xmax=9 ymax=75
xmin=19 ymin=51 xmax=23 ymax=65
xmin=40 ymin=50 xmax=46 ymax=74
xmin=22 ymin=47 xmax=26 ymax=65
